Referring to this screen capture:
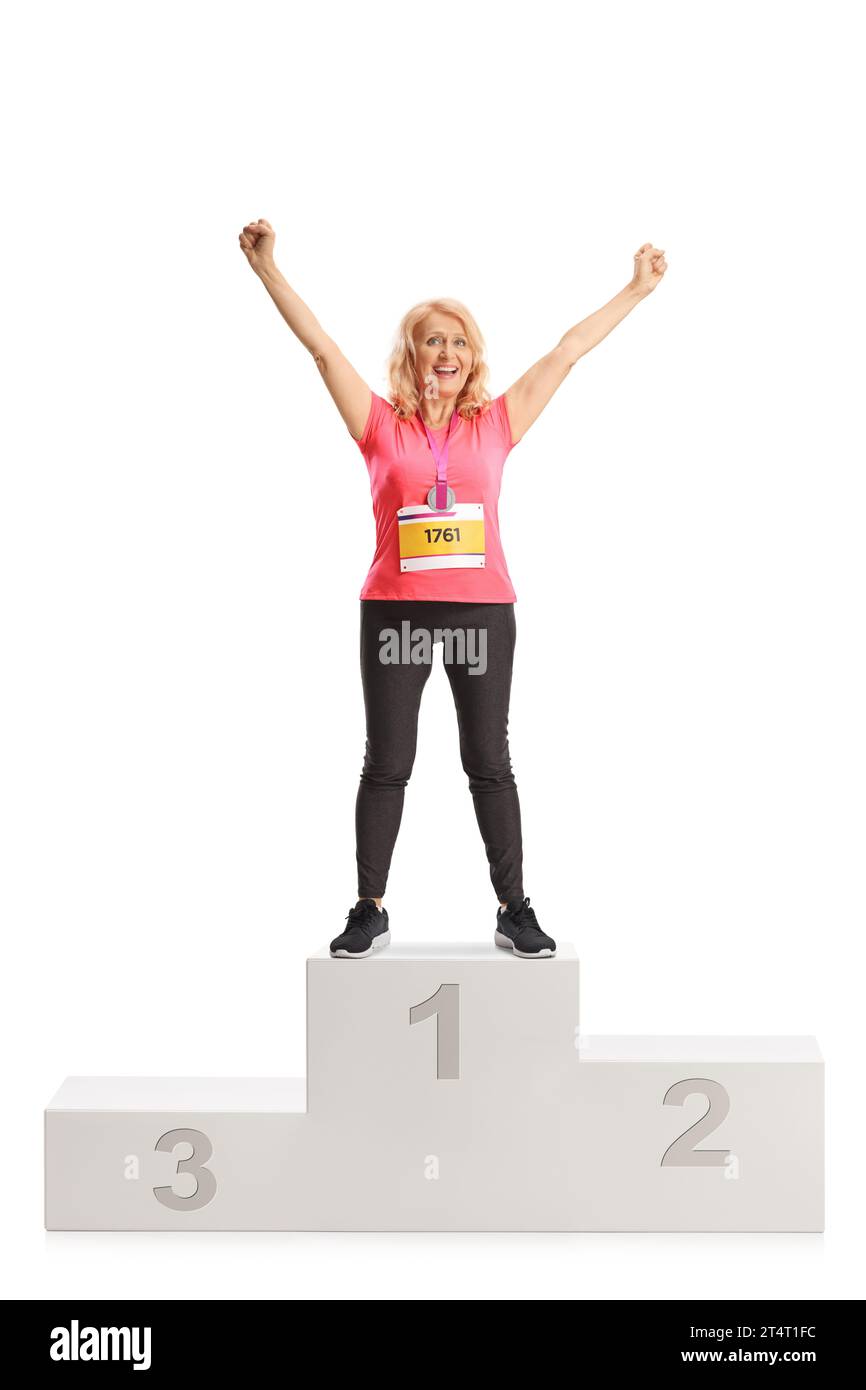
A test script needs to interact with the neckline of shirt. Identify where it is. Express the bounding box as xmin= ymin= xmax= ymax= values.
xmin=420 ymin=415 xmax=458 ymax=432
